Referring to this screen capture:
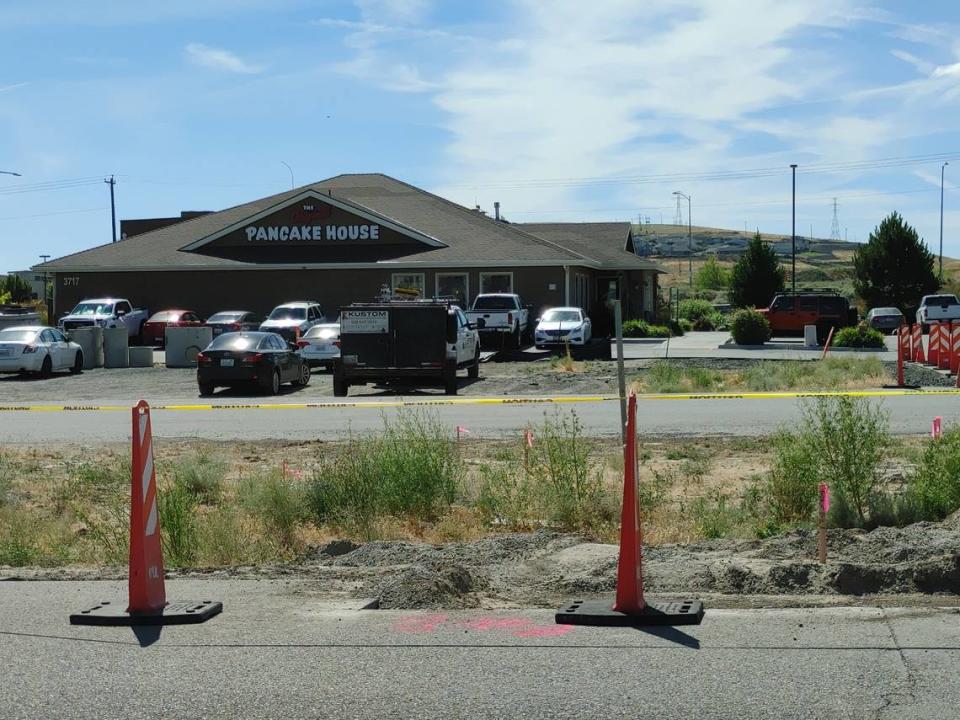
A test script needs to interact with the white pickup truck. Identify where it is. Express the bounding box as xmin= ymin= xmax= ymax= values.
xmin=916 ymin=294 xmax=960 ymax=331
xmin=465 ymin=293 xmax=529 ymax=349
xmin=58 ymin=298 xmax=150 ymax=340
